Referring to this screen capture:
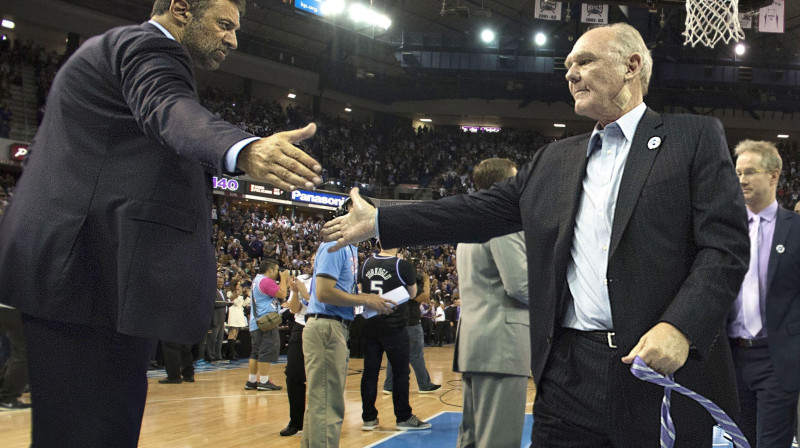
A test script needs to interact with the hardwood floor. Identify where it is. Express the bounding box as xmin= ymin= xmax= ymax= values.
xmin=0 ymin=344 xmax=537 ymax=448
